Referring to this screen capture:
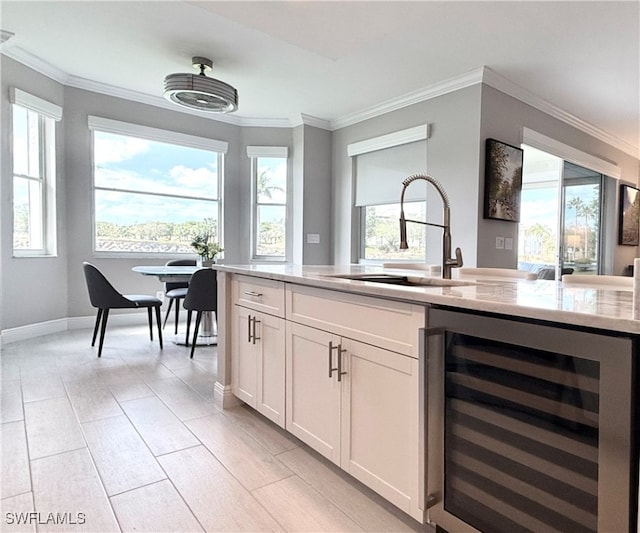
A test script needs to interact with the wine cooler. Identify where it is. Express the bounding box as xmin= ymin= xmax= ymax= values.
xmin=426 ymin=307 xmax=636 ymax=533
